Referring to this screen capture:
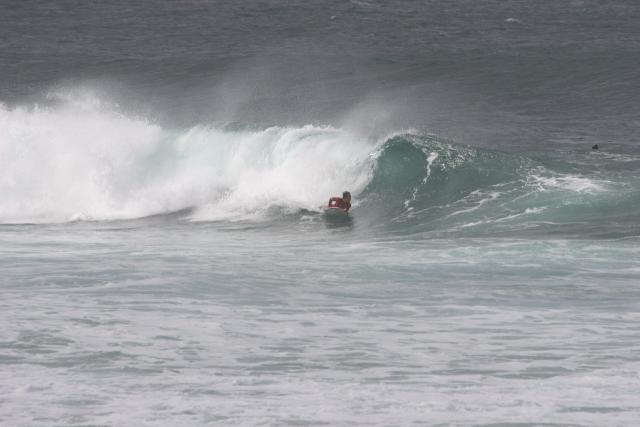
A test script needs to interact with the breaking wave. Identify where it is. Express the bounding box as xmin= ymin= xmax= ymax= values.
xmin=1 ymin=98 xmax=638 ymax=236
